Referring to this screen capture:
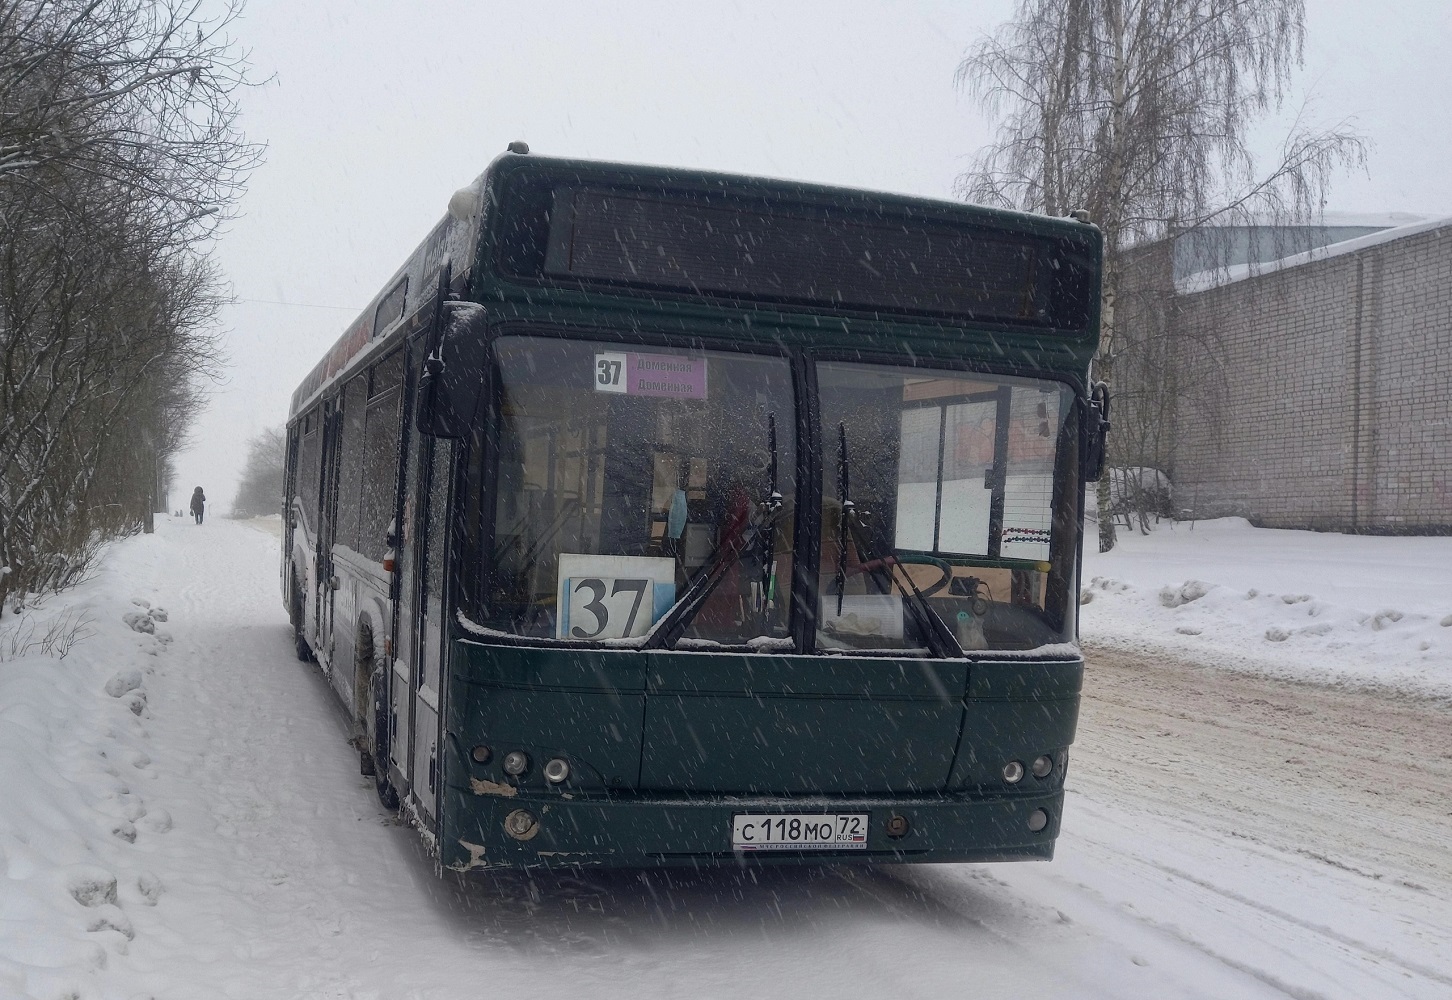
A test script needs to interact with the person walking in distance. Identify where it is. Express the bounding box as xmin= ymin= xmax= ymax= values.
xmin=190 ymin=486 xmax=207 ymax=525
